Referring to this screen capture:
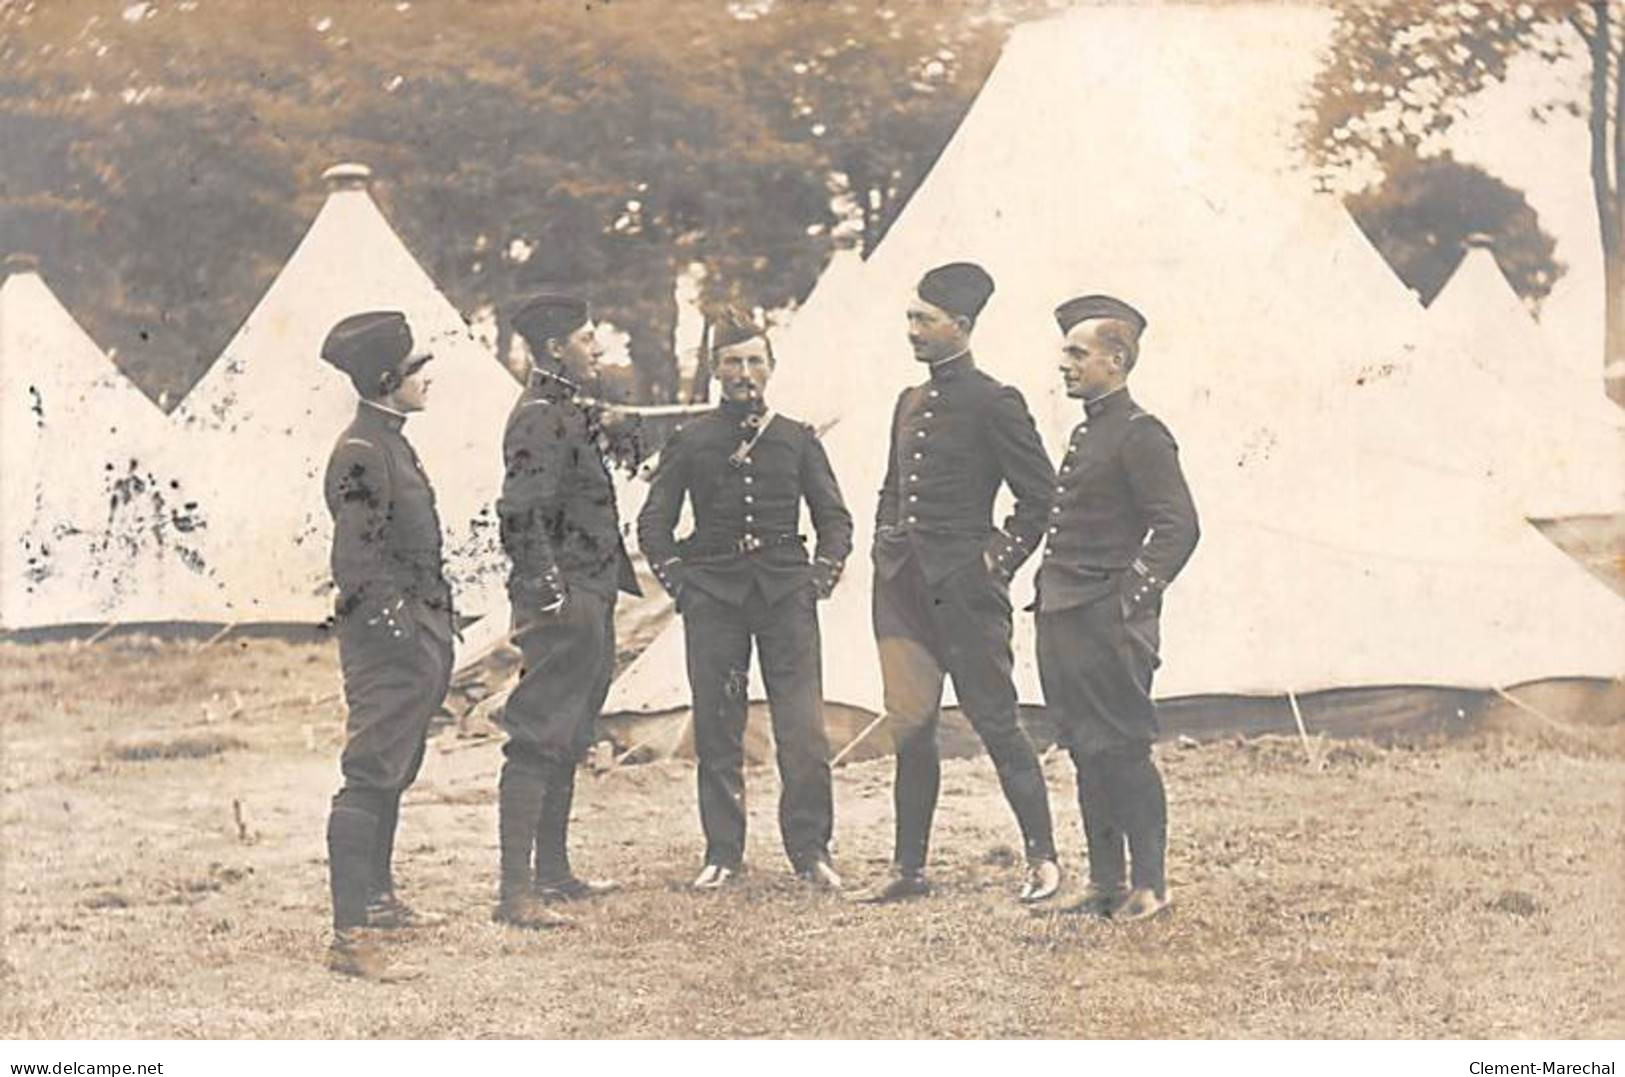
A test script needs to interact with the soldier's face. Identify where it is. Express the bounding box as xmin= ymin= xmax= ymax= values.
xmin=391 ymin=356 xmax=433 ymax=412
xmin=711 ymin=337 xmax=774 ymax=403
xmin=1059 ymin=321 xmax=1121 ymax=399
xmin=551 ymin=323 xmax=603 ymax=381
xmin=906 ymin=298 xmax=968 ymax=363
